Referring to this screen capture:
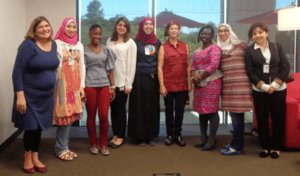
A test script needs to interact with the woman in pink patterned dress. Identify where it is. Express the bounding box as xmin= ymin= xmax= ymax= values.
xmin=191 ymin=25 xmax=222 ymax=150
xmin=53 ymin=17 xmax=86 ymax=161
